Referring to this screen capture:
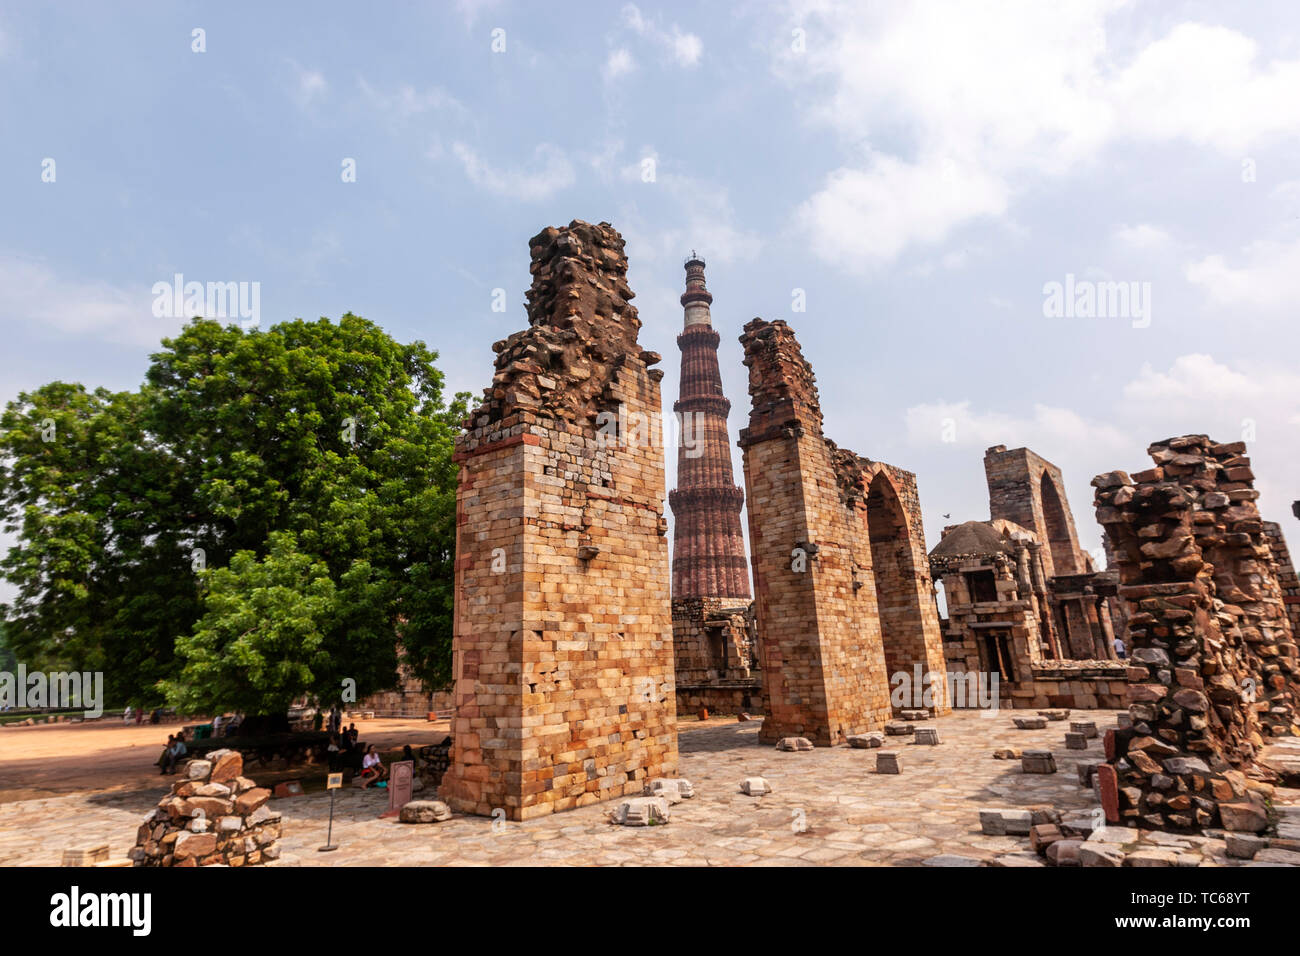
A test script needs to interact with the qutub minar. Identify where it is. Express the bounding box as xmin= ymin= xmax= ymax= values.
xmin=669 ymin=254 xmax=750 ymax=601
